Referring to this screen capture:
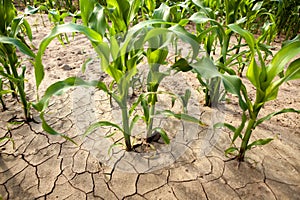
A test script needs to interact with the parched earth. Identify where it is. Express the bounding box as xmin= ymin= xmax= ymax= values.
xmin=0 ymin=14 xmax=299 ymax=199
